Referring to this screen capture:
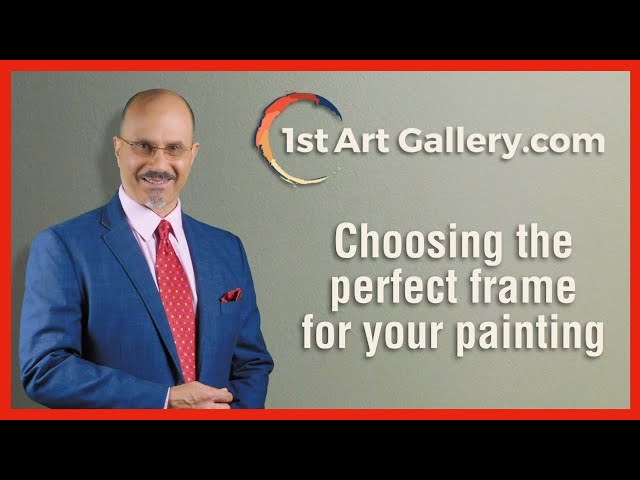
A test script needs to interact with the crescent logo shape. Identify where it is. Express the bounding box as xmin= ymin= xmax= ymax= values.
xmin=255 ymin=92 xmax=342 ymax=186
